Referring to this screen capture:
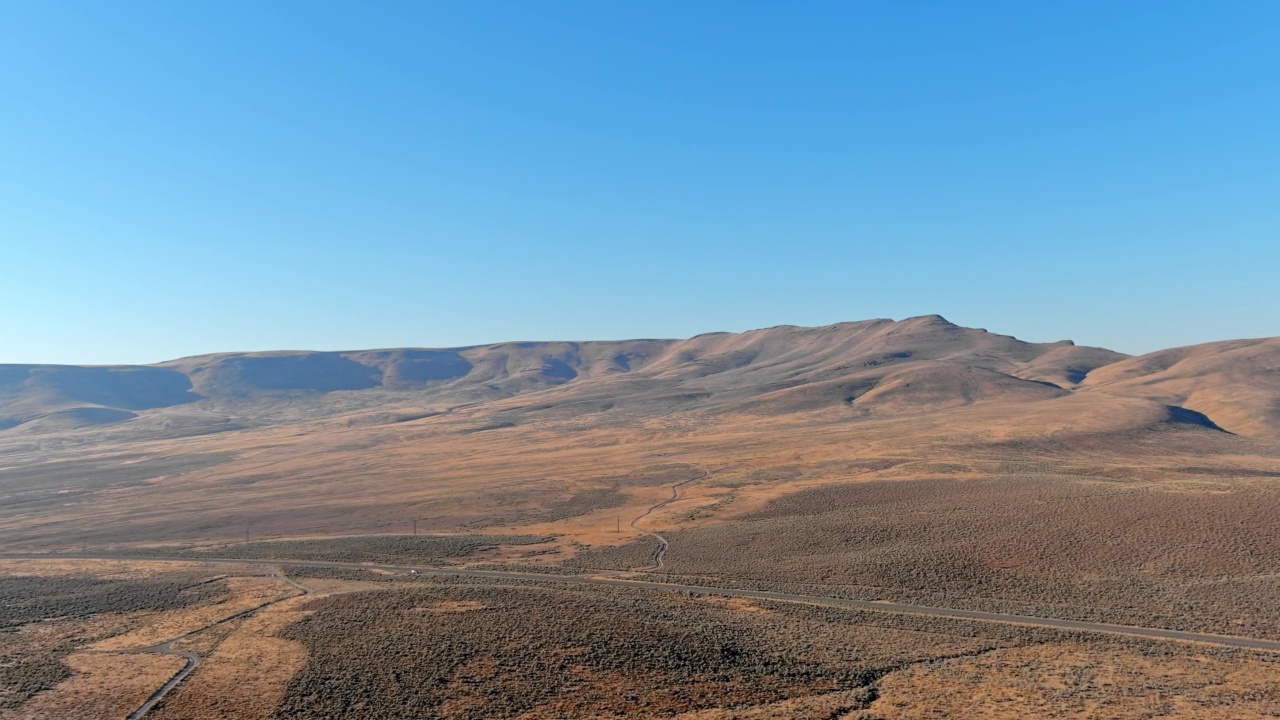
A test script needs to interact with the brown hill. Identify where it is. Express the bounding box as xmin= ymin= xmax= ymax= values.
xmin=4 ymin=318 xmax=1279 ymax=720
xmin=0 ymin=314 xmax=1276 ymax=557
xmin=1083 ymin=337 xmax=1280 ymax=439
xmin=0 ymin=315 xmax=1132 ymax=435
xmin=0 ymin=365 xmax=198 ymax=431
